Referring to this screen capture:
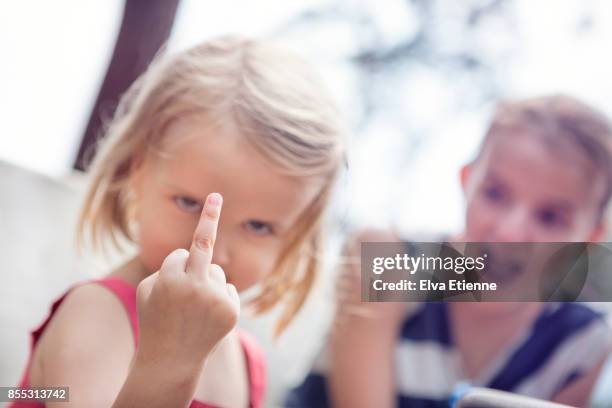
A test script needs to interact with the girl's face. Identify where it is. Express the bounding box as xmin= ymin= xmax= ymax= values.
xmin=456 ymin=133 xmax=607 ymax=315
xmin=131 ymin=115 xmax=322 ymax=292
xmin=461 ymin=132 xmax=607 ymax=243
